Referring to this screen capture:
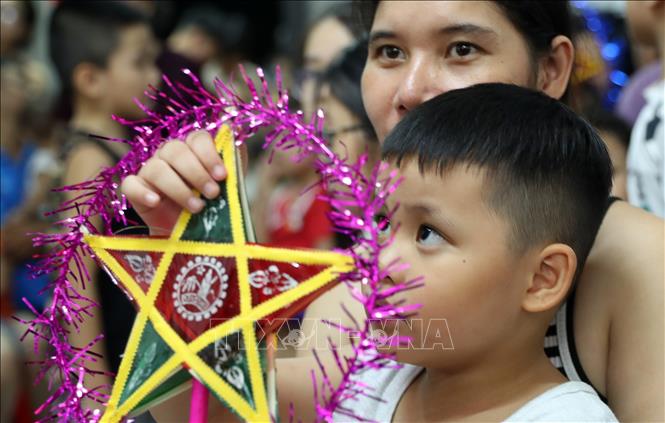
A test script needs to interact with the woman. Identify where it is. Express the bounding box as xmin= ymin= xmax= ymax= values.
xmin=123 ymin=2 xmax=663 ymax=421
